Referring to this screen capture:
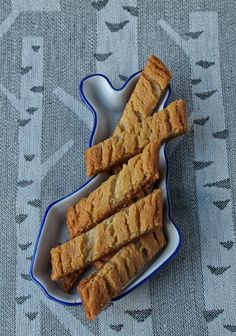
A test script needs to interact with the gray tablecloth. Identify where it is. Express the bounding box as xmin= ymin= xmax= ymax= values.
xmin=1 ymin=1 xmax=235 ymax=335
